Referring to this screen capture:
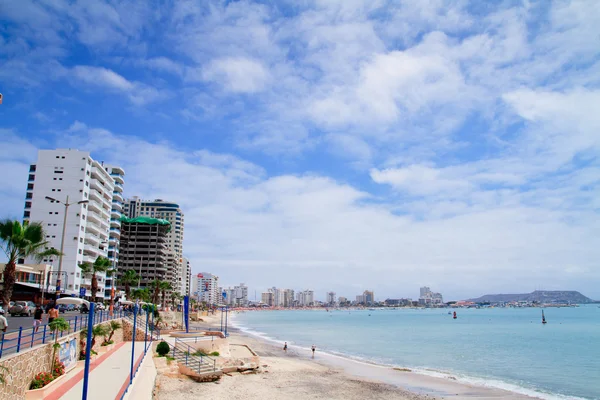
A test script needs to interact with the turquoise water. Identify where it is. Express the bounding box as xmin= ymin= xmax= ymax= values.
xmin=232 ymin=306 xmax=600 ymax=400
